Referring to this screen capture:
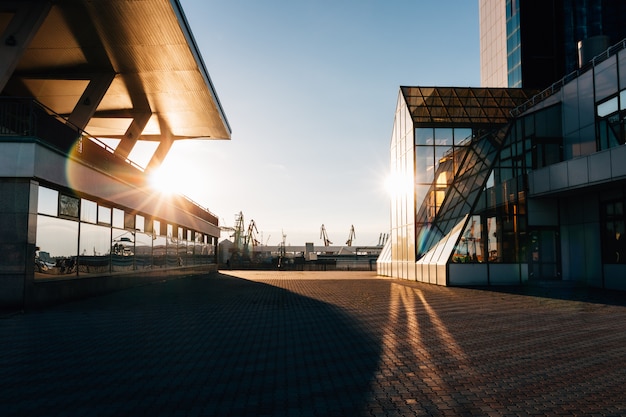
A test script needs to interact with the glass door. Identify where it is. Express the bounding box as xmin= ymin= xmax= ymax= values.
xmin=529 ymin=228 xmax=561 ymax=280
